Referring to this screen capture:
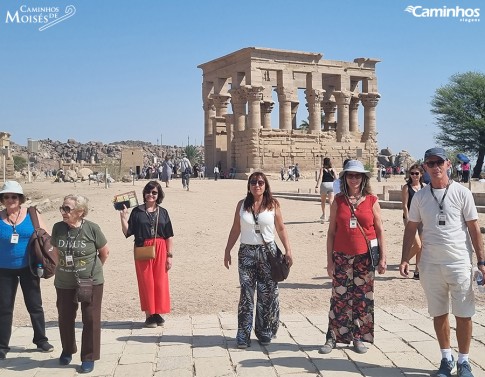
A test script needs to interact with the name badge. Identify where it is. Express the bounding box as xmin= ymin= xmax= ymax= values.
xmin=10 ymin=233 xmax=19 ymax=244
xmin=66 ymin=255 xmax=74 ymax=267
xmin=438 ymin=214 xmax=446 ymax=226
xmin=254 ymin=224 xmax=261 ymax=234
xmin=350 ymin=217 xmax=357 ymax=229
